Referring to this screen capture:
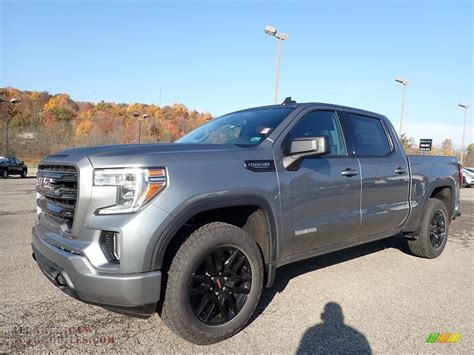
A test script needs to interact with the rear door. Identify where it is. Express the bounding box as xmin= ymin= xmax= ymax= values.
xmin=14 ymin=158 xmax=22 ymax=174
xmin=343 ymin=112 xmax=410 ymax=237
xmin=275 ymin=109 xmax=361 ymax=258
